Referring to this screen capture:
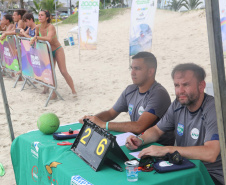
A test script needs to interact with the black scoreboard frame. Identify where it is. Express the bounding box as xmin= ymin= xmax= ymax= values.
xmin=71 ymin=119 xmax=129 ymax=171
